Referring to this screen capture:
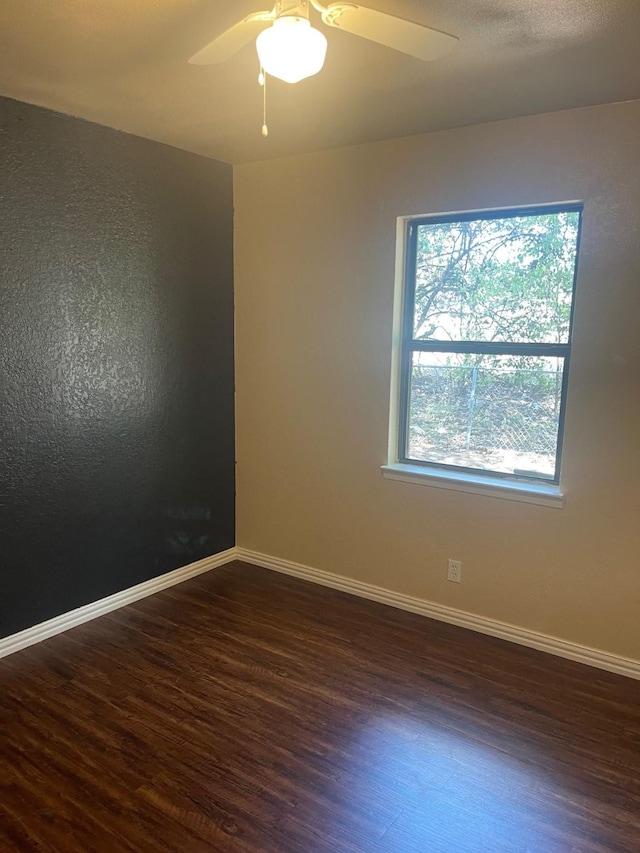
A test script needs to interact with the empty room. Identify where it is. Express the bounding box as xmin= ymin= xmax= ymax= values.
xmin=1 ymin=1 xmax=639 ymax=850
